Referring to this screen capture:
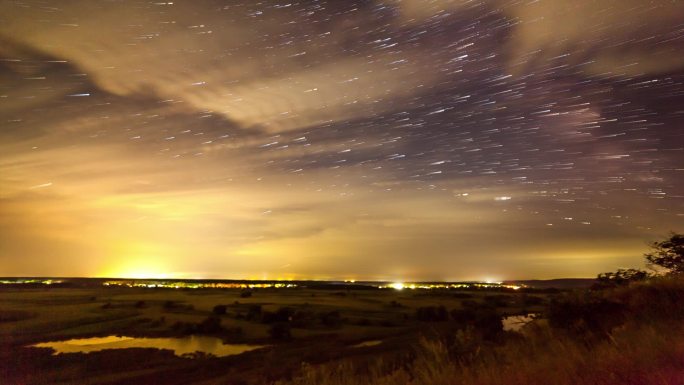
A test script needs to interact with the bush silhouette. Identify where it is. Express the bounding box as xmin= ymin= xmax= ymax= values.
xmin=198 ymin=315 xmax=224 ymax=333
xmin=262 ymin=307 xmax=294 ymax=324
xmin=269 ymin=322 xmax=291 ymax=340
xmin=416 ymin=306 xmax=449 ymax=322
xmin=594 ymin=232 xmax=682 ymax=287
xmin=547 ymin=295 xmax=625 ymax=337
xmin=450 ymin=306 xmax=502 ymax=341
xmin=595 ymin=268 xmax=649 ymax=288
xmin=212 ymin=304 xmax=227 ymax=315
xmin=319 ymin=310 xmax=342 ymax=327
